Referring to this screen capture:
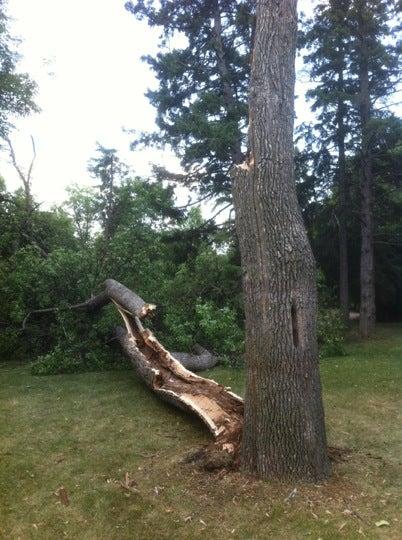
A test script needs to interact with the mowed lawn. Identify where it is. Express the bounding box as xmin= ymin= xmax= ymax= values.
xmin=0 ymin=324 xmax=401 ymax=539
